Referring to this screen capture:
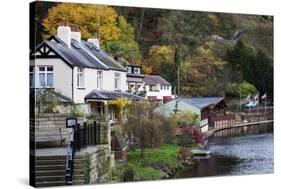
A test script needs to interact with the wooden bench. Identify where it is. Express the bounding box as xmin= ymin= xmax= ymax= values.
xmin=31 ymin=128 xmax=66 ymax=147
